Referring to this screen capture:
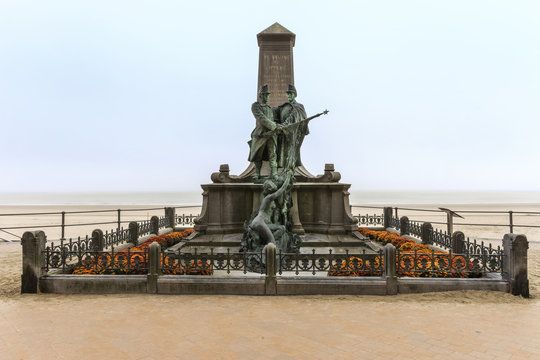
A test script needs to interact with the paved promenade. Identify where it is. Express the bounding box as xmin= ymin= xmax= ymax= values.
xmin=1 ymin=293 xmax=539 ymax=359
